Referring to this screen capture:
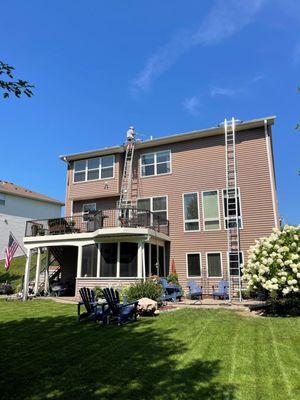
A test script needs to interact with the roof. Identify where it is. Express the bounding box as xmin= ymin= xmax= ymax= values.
xmin=0 ymin=181 xmax=64 ymax=206
xmin=60 ymin=115 xmax=276 ymax=162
